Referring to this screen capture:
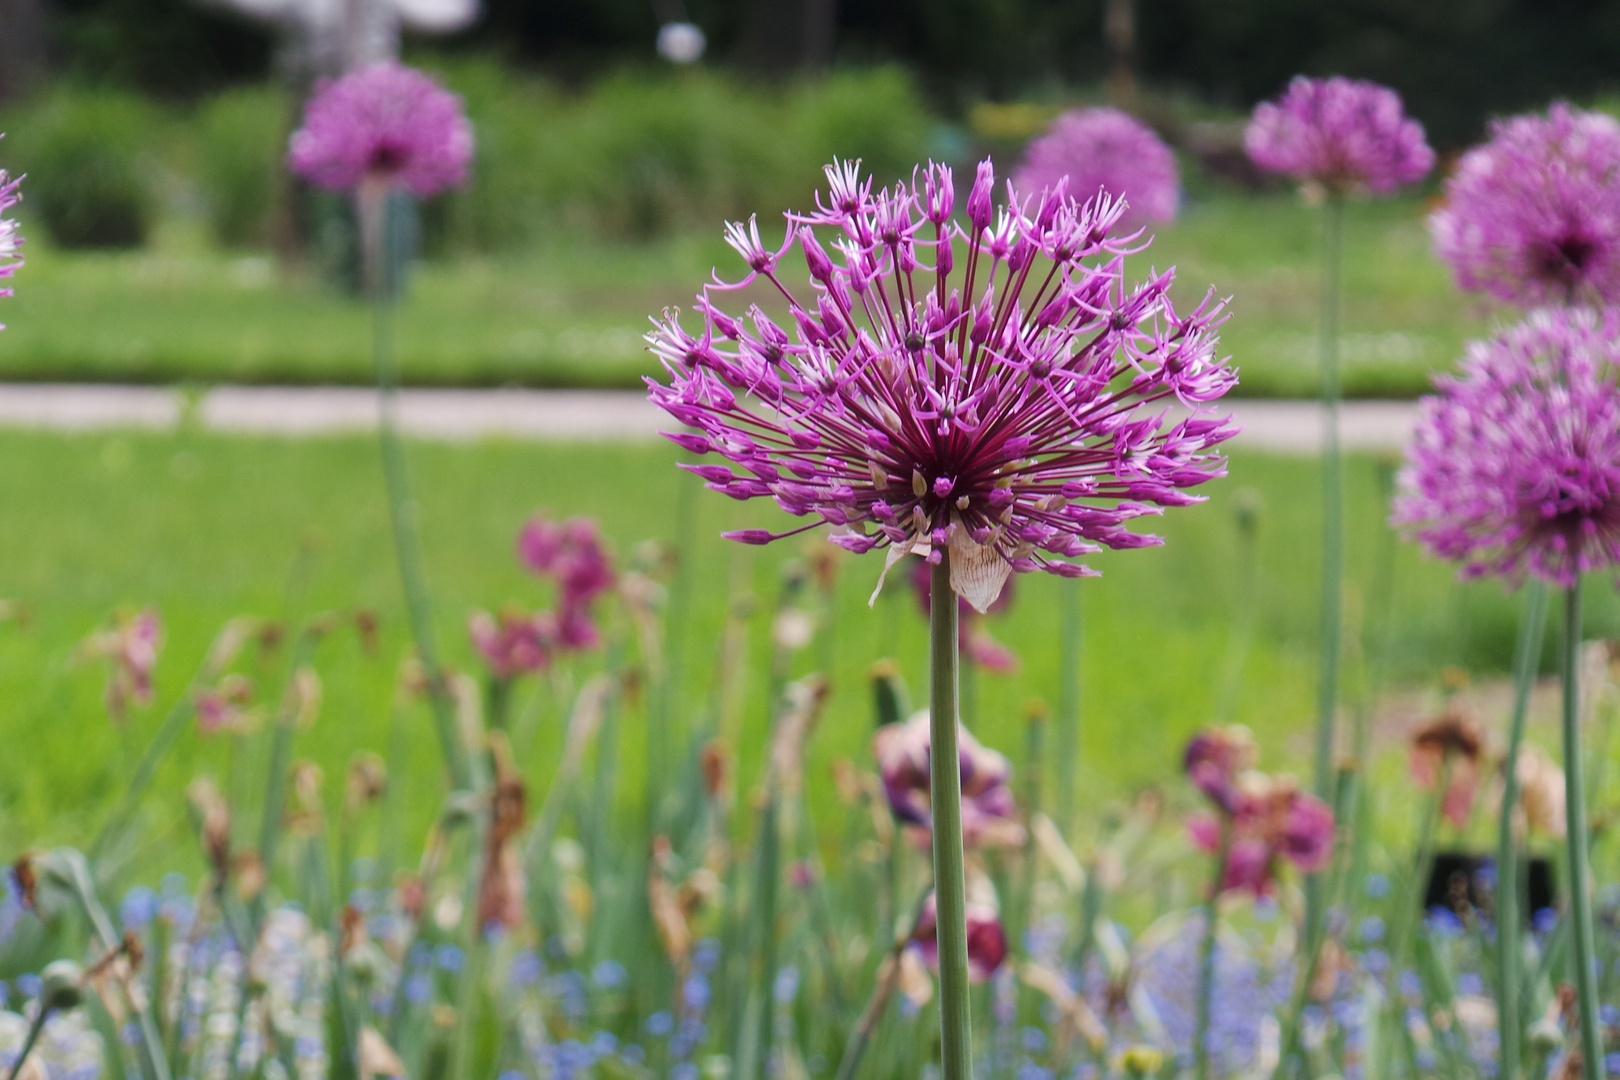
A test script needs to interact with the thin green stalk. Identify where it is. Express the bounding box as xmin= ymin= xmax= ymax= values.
xmin=1560 ymin=584 xmax=1604 ymax=1080
xmin=358 ymin=184 xmax=470 ymax=793
xmin=1056 ymin=579 xmax=1083 ymax=830
xmin=1195 ymin=825 xmax=1230 ymax=1080
xmin=1496 ymin=580 xmax=1547 ymax=1080
xmin=89 ymin=696 xmax=196 ymax=866
xmin=1308 ymin=189 xmax=1346 ymax=955
xmin=929 ymin=555 xmax=972 ymax=1080
xmin=9 ymin=1002 xmax=52 ymax=1080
